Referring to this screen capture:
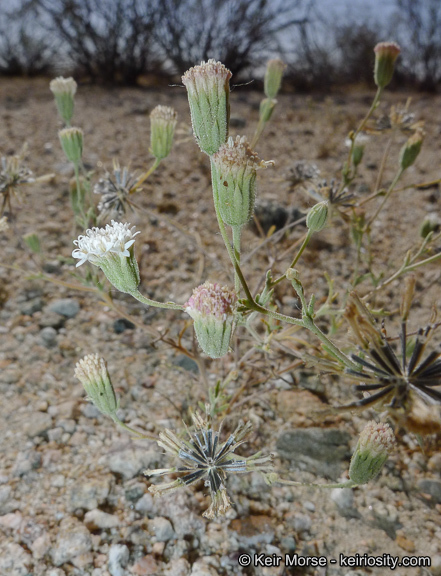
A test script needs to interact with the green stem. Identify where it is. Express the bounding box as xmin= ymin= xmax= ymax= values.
xmin=275 ymin=476 xmax=357 ymax=489
xmin=302 ymin=315 xmax=357 ymax=369
xmin=366 ymin=168 xmax=404 ymax=229
xmin=232 ymin=226 xmax=242 ymax=294
xmin=131 ymin=158 xmax=161 ymax=193
xmin=129 ymin=289 xmax=184 ymax=311
xmin=111 ymin=415 xmax=156 ymax=440
xmin=271 ymin=230 xmax=313 ymax=288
